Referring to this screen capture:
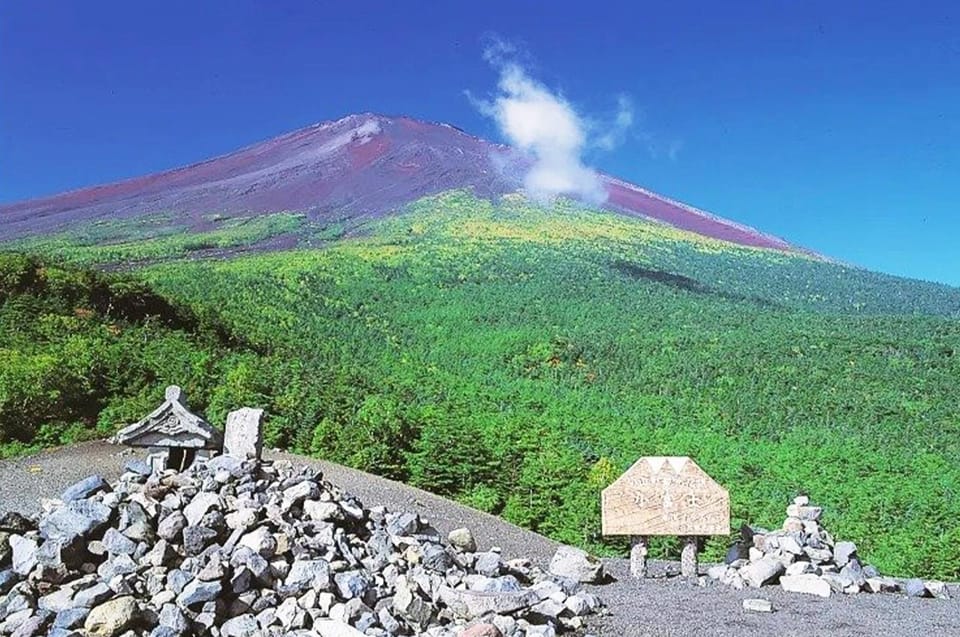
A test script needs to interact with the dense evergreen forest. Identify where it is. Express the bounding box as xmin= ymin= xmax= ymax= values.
xmin=2 ymin=191 xmax=958 ymax=579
